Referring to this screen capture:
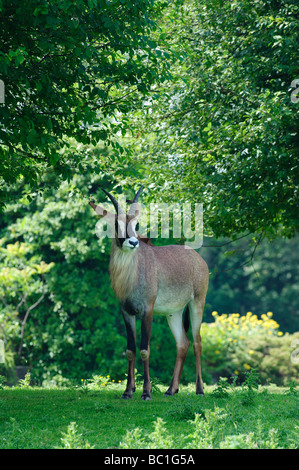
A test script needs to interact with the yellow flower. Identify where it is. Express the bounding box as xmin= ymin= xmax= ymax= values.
xmin=234 ymin=370 xmax=239 ymax=375
xmin=107 ymin=375 xmax=110 ymax=378
xmin=215 ymin=350 xmax=220 ymax=354
xmin=212 ymin=311 xmax=218 ymax=316
xmin=244 ymin=363 xmax=251 ymax=370
xmin=278 ymin=331 xmax=283 ymax=336
xmin=118 ymin=380 xmax=122 ymax=383
xmin=249 ymin=350 xmax=254 ymax=355
xmin=267 ymin=312 xmax=273 ymax=318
